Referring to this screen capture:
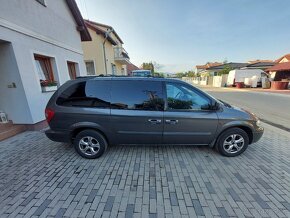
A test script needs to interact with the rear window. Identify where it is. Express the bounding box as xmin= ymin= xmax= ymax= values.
xmin=56 ymin=80 xmax=111 ymax=108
